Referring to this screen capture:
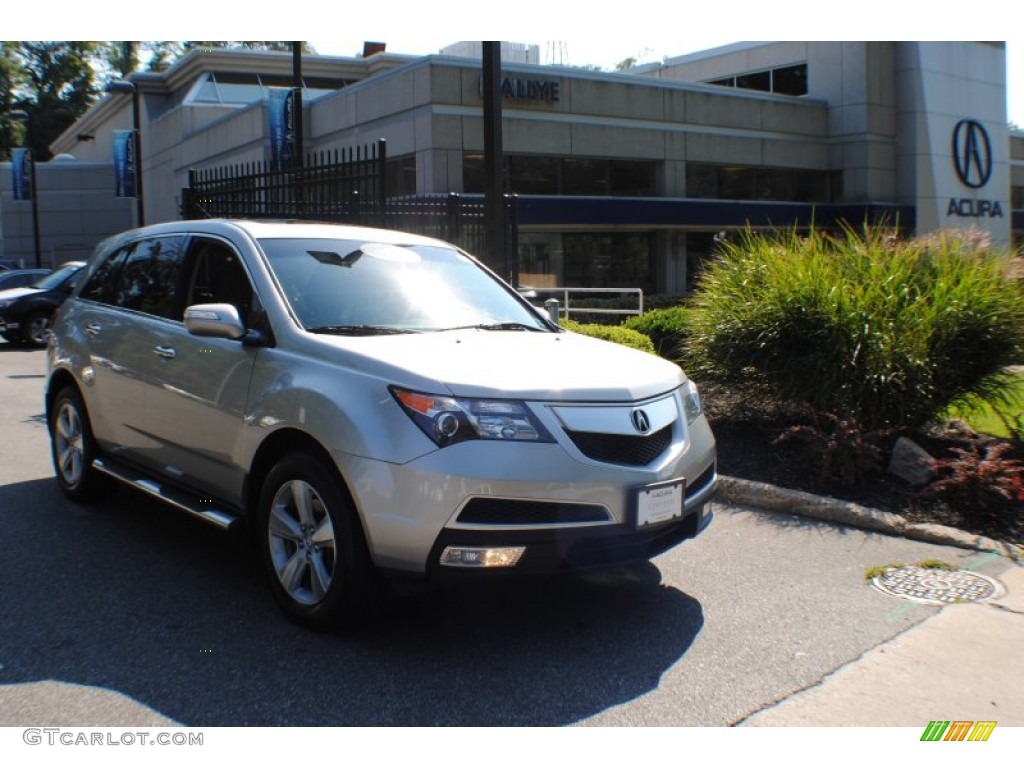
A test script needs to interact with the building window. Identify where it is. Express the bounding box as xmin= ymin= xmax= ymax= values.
xmin=385 ymin=155 xmax=417 ymax=197
xmin=705 ymin=63 xmax=808 ymax=97
xmin=686 ymin=163 xmax=835 ymax=203
xmin=518 ymin=231 xmax=655 ymax=294
xmin=188 ymin=72 xmax=352 ymax=106
xmin=772 ymin=64 xmax=808 ymax=96
xmin=736 ymin=71 xmax=770 ymax=92
xmin=508 ymin=155 xmax=560 ymax=194
xmin=463 ymin=154 xmax=656 ymax=196
xmin=1011 ymin=185 xmax=1024 ymax=210
xmin=685 ymin=232 xmax=722 ymax=289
